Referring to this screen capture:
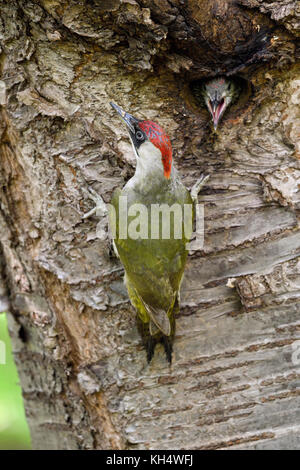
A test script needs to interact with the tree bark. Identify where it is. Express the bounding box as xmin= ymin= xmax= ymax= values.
xmin=0 ymin=0 xmax=299 ymax=449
